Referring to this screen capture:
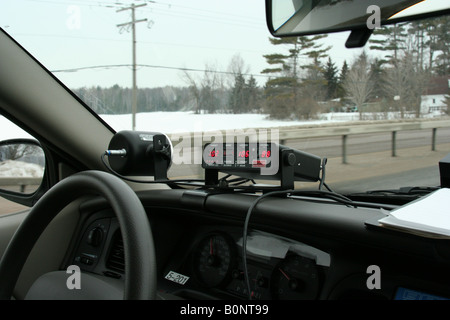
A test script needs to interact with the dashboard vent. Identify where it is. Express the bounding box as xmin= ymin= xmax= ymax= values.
xmin=106 ymin=231 xmax=125 ymax=274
